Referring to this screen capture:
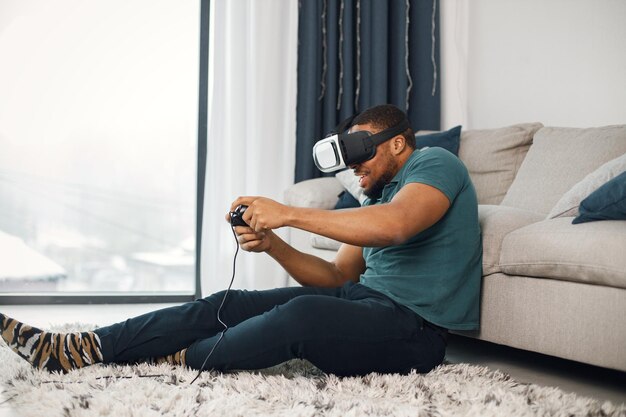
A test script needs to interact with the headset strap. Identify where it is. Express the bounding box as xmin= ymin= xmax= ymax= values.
xmin=366 ymin=119 xmax=410 ymax=147
xmin=332 ymin=113 xmax=359 ymax=136
xmin=331 ymin=114 xmax=410 ymax=148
